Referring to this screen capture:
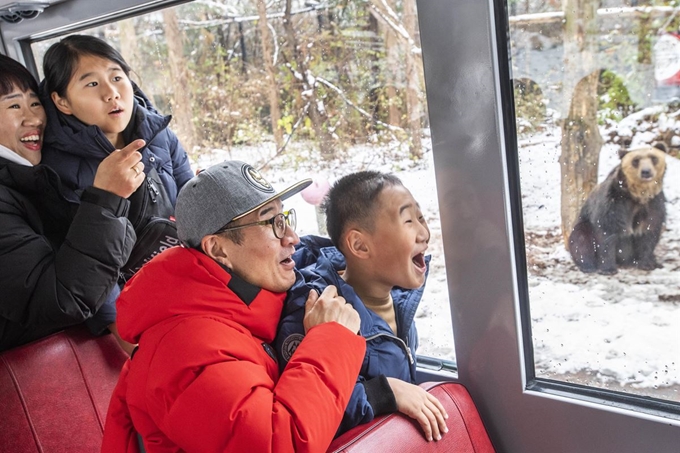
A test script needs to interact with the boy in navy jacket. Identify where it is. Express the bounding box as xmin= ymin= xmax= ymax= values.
xmin=276 ymin=171 xmax=449 ymax=442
